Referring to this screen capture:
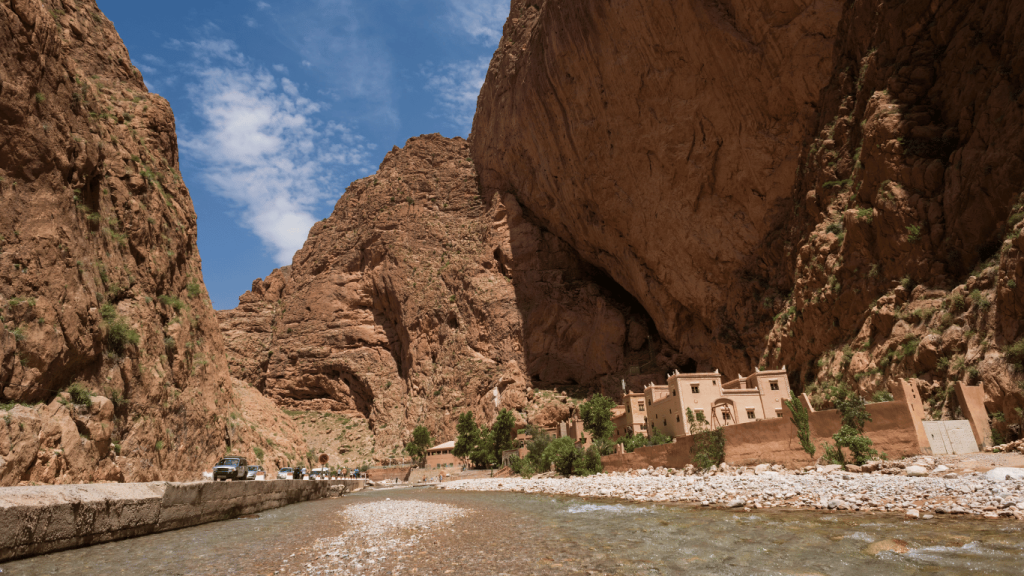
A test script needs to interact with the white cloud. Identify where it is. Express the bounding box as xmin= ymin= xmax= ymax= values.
xmin=245 ymin=16 xmax=258 ymax=28
xmin=272 ymin=64 xmax=289 ymax=74
xmin=181 ymin=47 xmax=372 ymax=265
xmin=423 ymin=56 xmax=490 ymax=133
xmin=301 ymin=60 xmax=312 ymax=67
xmin=142 ymin=54 xmax=165 ymax=65
xmin=137 ymin=63 xmax=158 ymax=74
xmin=256 ymin=1 xmax=271 ymax=10
xmin=187 ymin=38 xmax=245 ymax=65
xmin=447 ymin=0 xmax=508 ymax=44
